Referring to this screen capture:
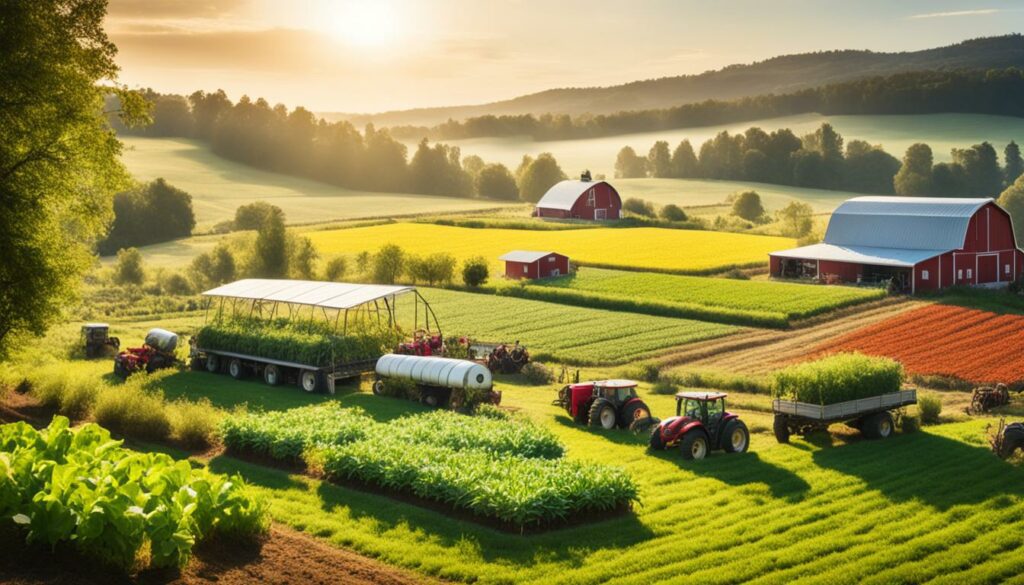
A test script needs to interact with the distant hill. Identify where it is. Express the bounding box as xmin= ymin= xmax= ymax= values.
xmin=322 ymin=35 xmax=1024 ymax=128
